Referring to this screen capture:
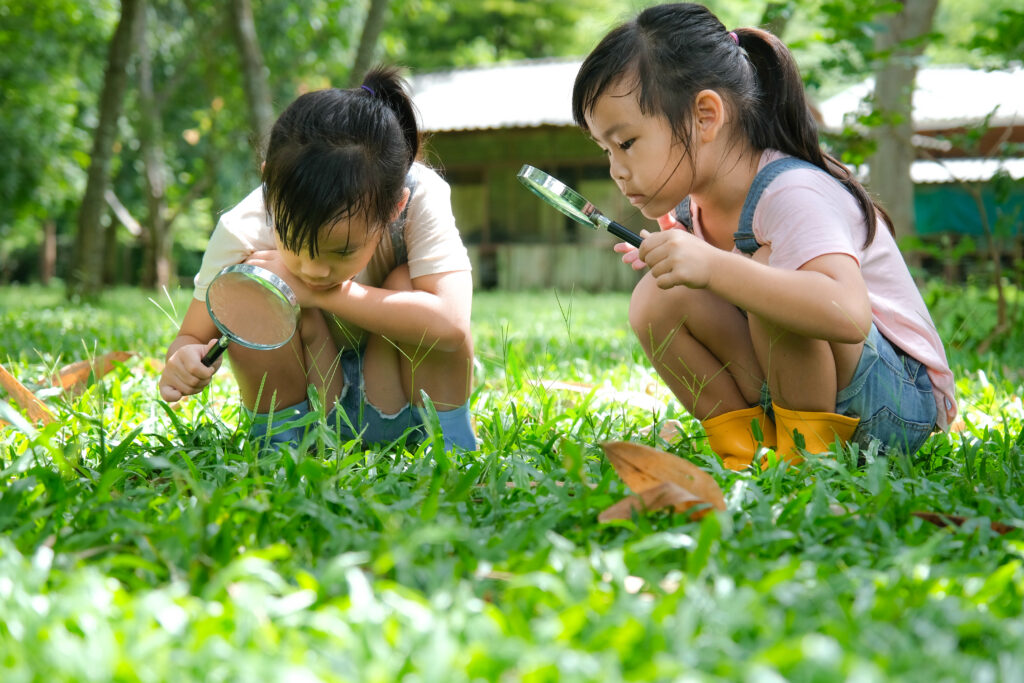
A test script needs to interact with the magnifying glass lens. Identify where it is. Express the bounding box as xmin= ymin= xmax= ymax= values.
xmin=517 ymin=166 xmax=594 ymax=226
xmin=517 ymin=165 xmax=643 ymax=248
xmin=208 ymin=274 xmax=296 ymax=348
xmin=208 ymin=272 xmax=297 ymax=347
